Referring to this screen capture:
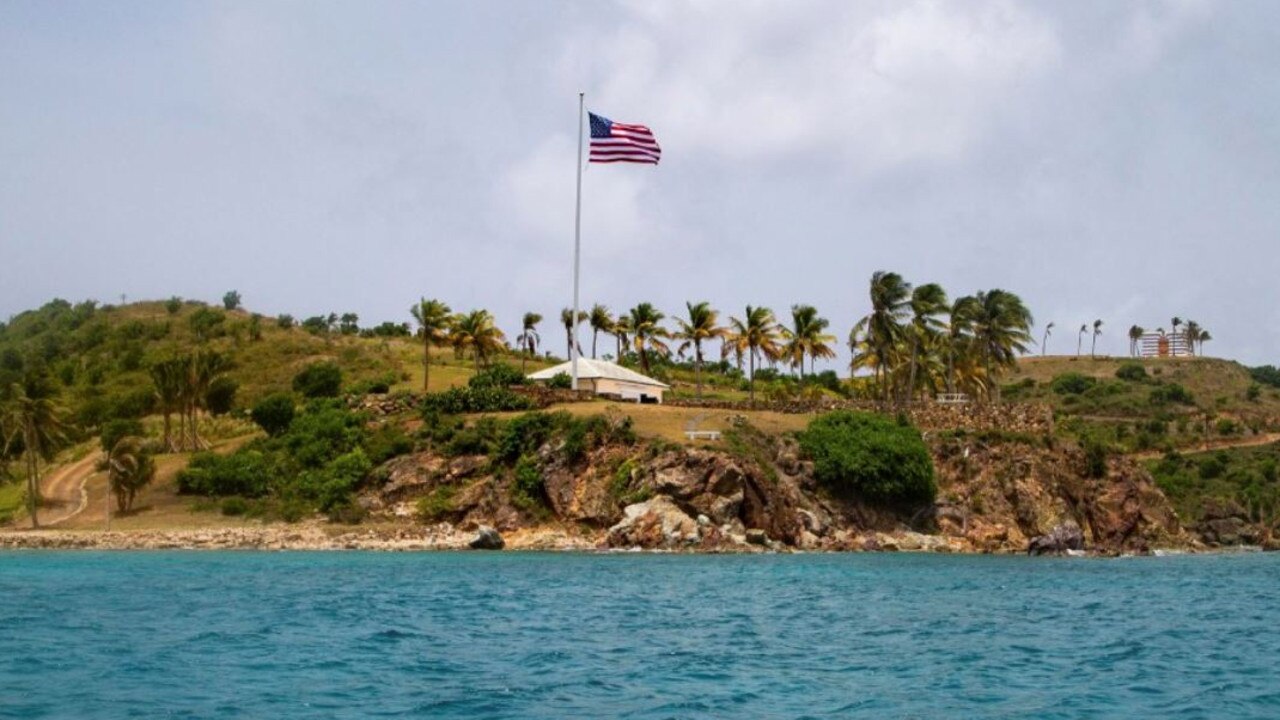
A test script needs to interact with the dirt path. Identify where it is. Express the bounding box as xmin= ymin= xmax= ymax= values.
xmin=38 ymin=453 xmax=103 ymax=527
xmin=1128 ymin=432 xmax=1280 ymax=461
